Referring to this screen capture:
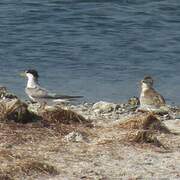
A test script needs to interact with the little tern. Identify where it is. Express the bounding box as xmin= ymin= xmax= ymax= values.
xmin=21 ymin=69 xmax=83 ymax=104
